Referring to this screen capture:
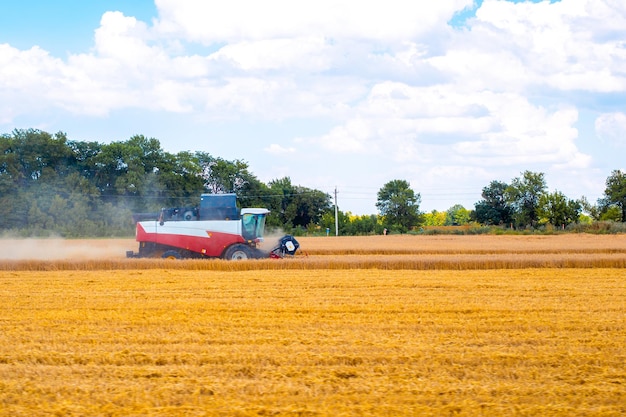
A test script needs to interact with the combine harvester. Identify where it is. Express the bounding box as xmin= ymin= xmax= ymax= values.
xmin=126 ymin=193 xmax=299 ymax=260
